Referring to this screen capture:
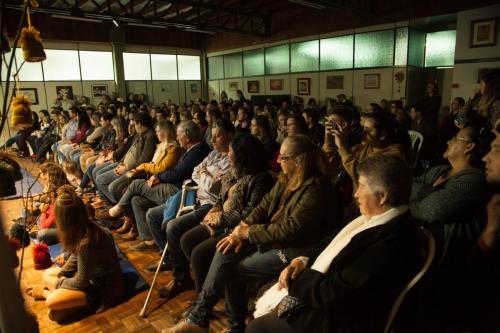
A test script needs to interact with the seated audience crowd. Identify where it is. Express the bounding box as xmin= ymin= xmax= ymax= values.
xmin=4 ymin=69 xmax=500 ymax=333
